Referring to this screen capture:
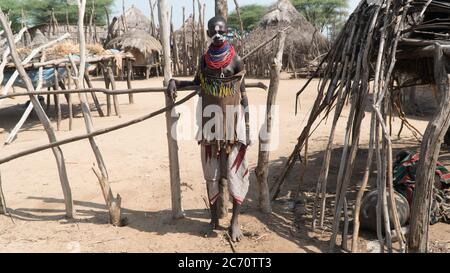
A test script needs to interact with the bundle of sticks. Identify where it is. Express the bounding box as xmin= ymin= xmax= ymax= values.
xmin=271 ymin=0 xmax=450 ymax=253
